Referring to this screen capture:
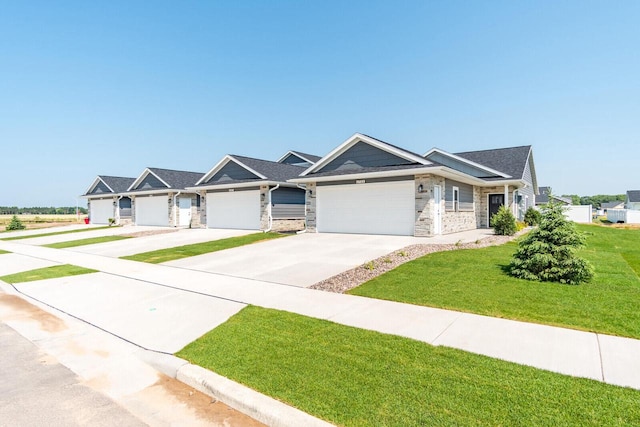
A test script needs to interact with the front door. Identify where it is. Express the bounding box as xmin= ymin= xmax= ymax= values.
xmin=179 ymin=197 xmax=192 ymax=226
xmin=488 ymin=194 xmax=505 ymax=227
xmin=433 ymin=185 xmax=442 ymax=234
